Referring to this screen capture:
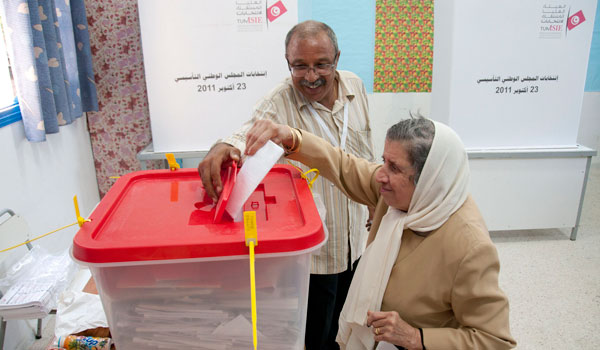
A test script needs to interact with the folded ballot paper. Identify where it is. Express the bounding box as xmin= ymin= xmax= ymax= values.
xmin=225 ymin=140 xmax=284 ymax=222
